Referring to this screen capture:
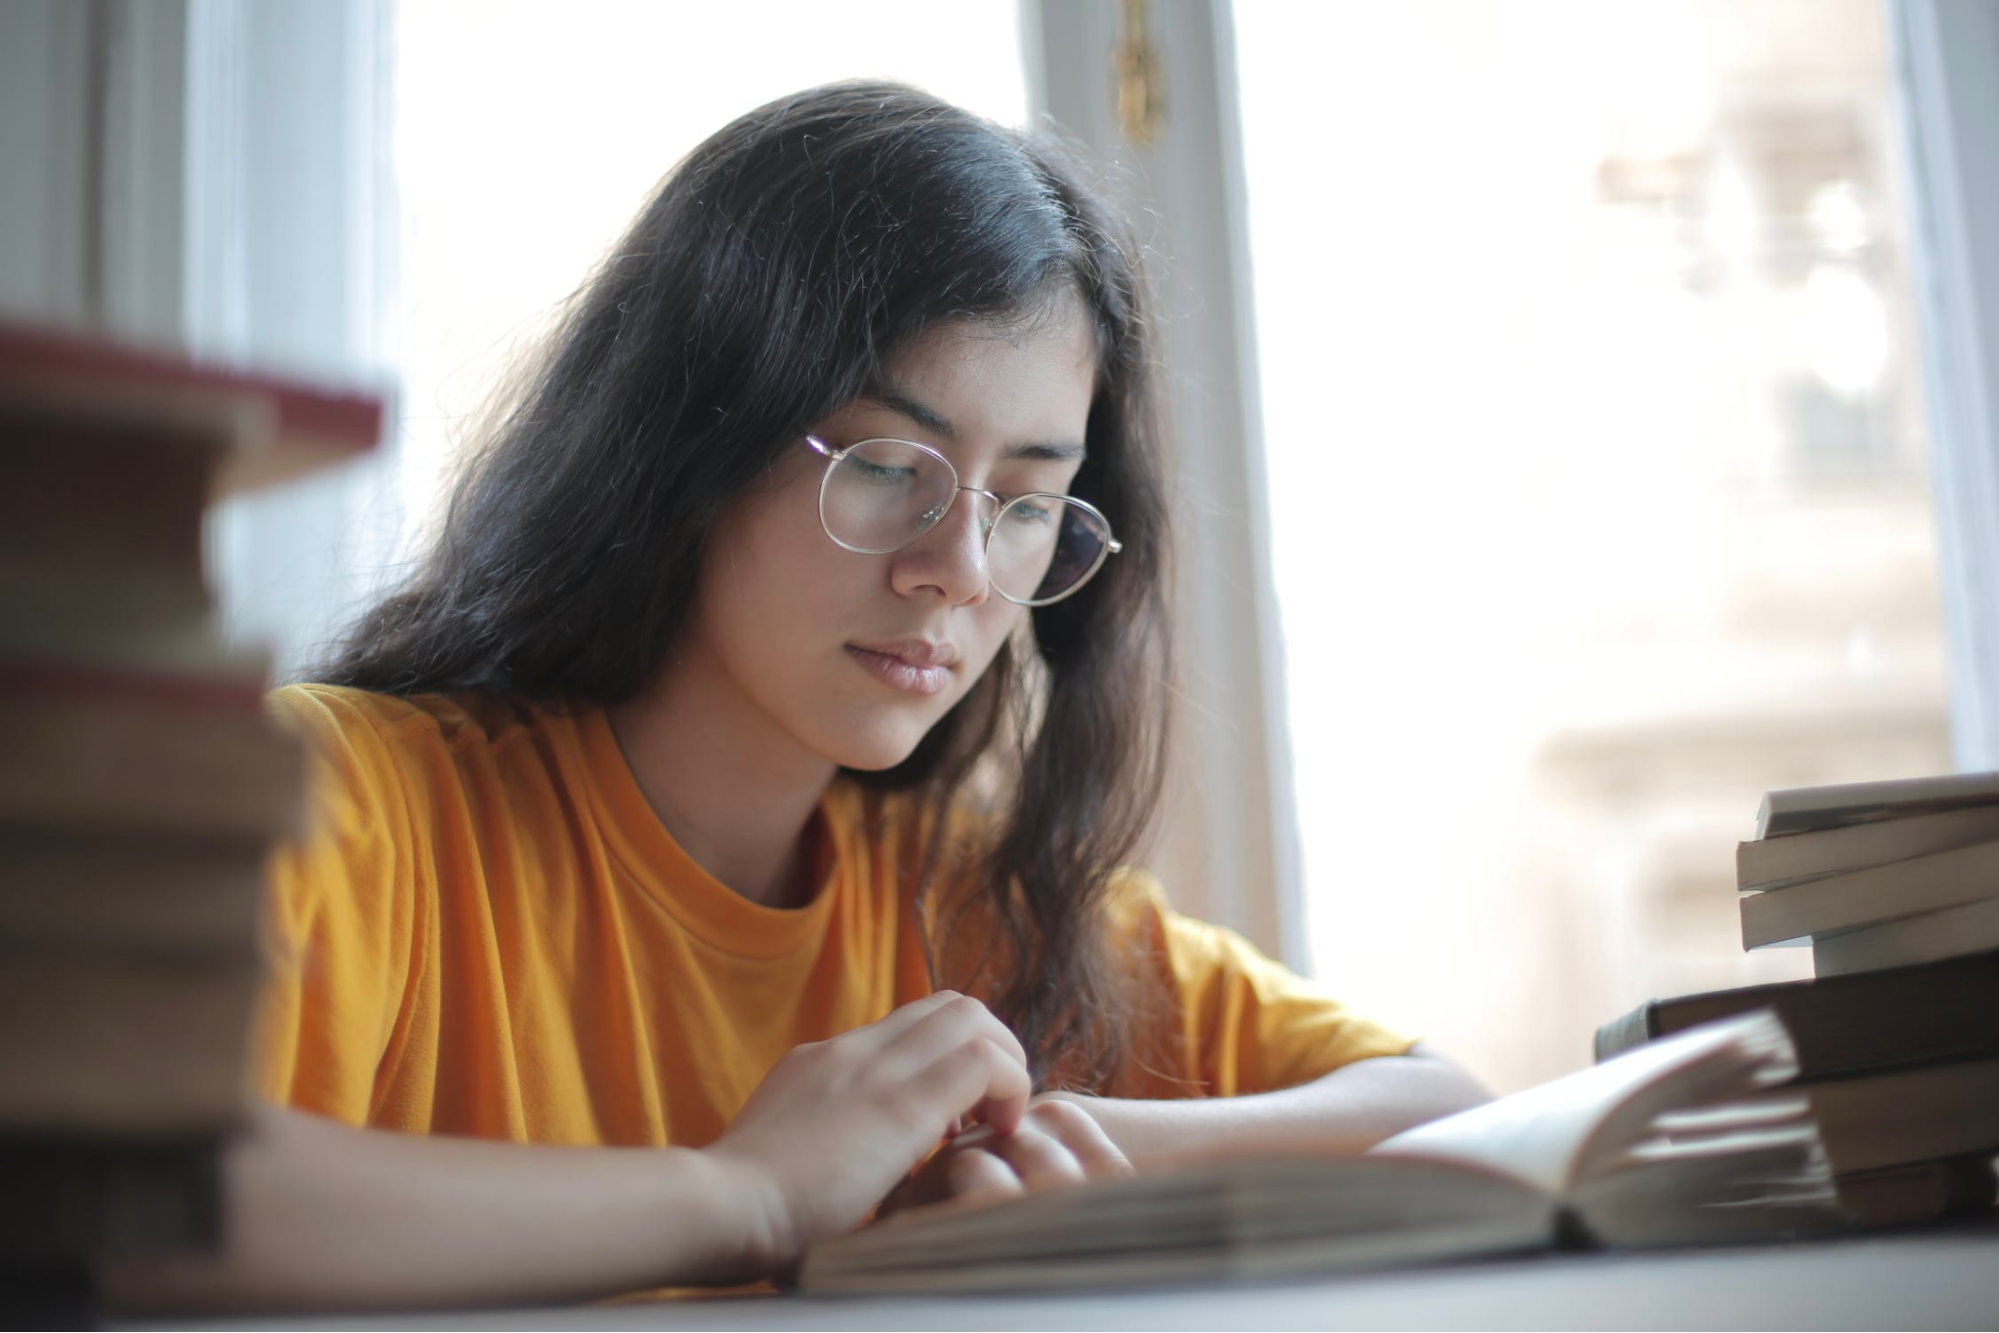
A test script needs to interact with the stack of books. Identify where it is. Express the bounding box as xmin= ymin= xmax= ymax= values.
xmin=0 ymin=323 xmax=380 ymax=1270
xmin=1597 ymin=772 xmax=1999 ymax=1227
xmin=1739 ymin=773 xmax=1999 ymax=974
